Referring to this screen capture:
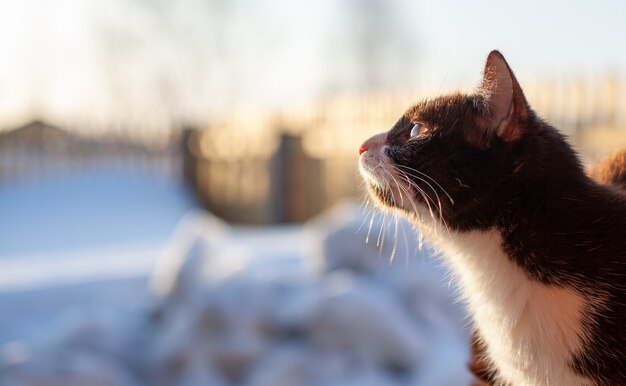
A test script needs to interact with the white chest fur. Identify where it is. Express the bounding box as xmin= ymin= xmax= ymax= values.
xmin=432 ymin=228 xmax=593 ymax=386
